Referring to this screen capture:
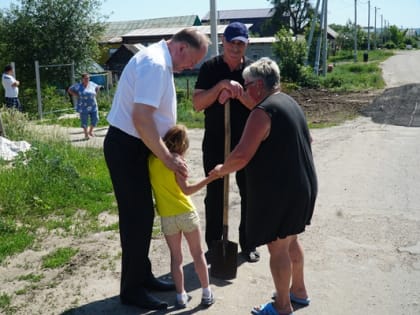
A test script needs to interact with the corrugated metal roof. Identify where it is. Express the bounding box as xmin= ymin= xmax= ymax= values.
xmin=202 ymin=8 xmax=274 ymax=21
xmin=122 ymin=24 xmax=252 ymax=38
xmin=101 ymin=15 xmax=201 ymax=43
